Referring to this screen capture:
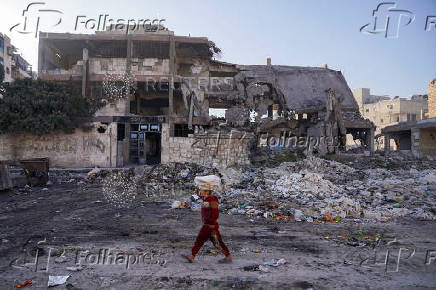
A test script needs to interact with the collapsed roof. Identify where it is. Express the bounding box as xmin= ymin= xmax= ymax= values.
xmin=235 ymin=65 xmax=359 ymax=113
